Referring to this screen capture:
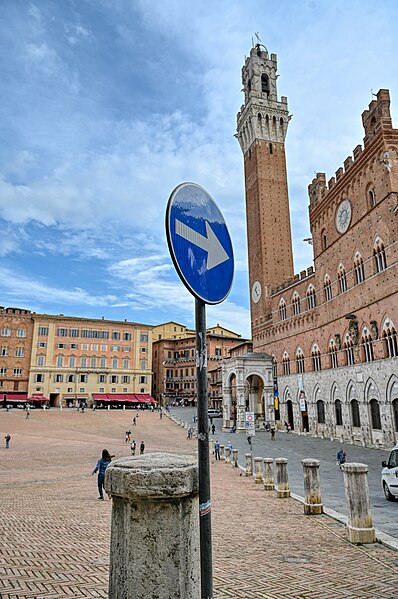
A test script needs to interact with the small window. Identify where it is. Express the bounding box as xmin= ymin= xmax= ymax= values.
xmin=321 ymin=230 xmax=327 ymax=251
xmin=261 ymin=73 xmax=270 ymax=95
